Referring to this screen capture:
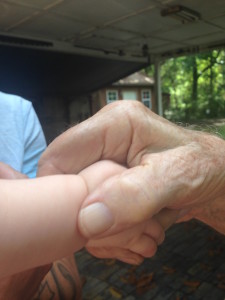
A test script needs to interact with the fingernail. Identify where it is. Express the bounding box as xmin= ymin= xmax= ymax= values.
xmin=78 ymin=203 xmax=114 ymax=238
